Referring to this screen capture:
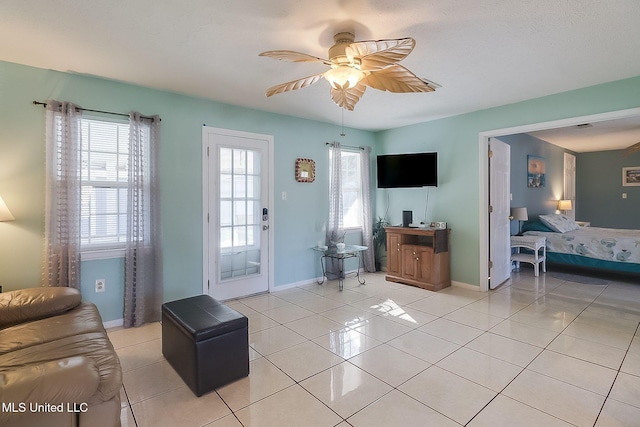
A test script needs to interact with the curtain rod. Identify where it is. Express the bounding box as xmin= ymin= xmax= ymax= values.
xmin=32 ymin=101 xmax=161 ymax=122
xmin=325 ymin=142 xmax=364 ymax=150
